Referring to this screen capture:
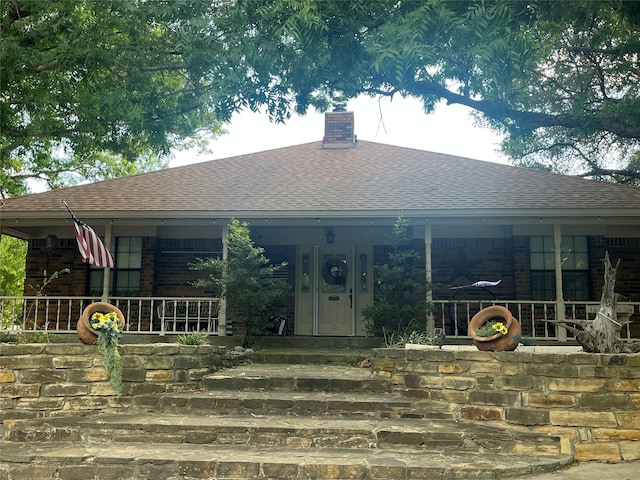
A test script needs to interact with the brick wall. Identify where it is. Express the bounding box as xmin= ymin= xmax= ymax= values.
xmin=590 ymin=237 xmax=640 ymax=302
xmin=322 ymin=111 xmax=355 ymax=148
xmin=154 ymin=238 xmax=222 ymax=297
xmin=431 ymin=237 xmax=516 ymax=300
xmin=0 ymin=344 xmax=245 ymax=422
xmin=373 ymin=348 xmax=640 ymax=463
xmin=140 ymin=237 xmax=156 ymax=296
xmin=428 ymin=236 xmax=640 ymax=304
xmin=24 ymin=237 xmax=222 ymax=298
xmin=25 ymin=238 xmax=89 ymax=296
xmin=24 ymin=235 xmax=640 ymax=304
xmin=514 ymin=236 xmax=532 ymax=299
